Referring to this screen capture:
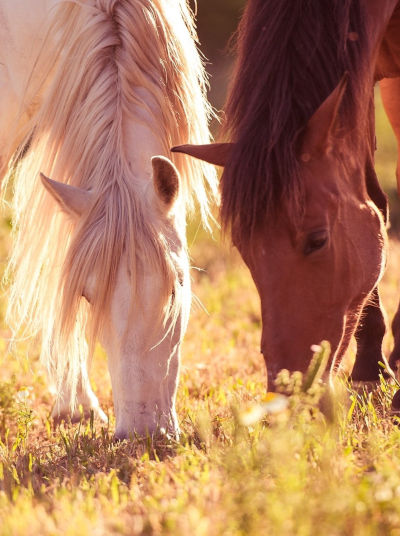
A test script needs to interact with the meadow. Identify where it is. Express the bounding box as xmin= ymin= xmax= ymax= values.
xmin=1 ymin=93 xmax=400 ymax=535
